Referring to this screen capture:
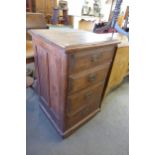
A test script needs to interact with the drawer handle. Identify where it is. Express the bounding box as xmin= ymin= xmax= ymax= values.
xmin=91 ymin=54 xmax=101 ymax=63
xmin=85 ymin=91 xmax=92 ymax=100
xmin=88 ymin=74 xmax=96 ymax=82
